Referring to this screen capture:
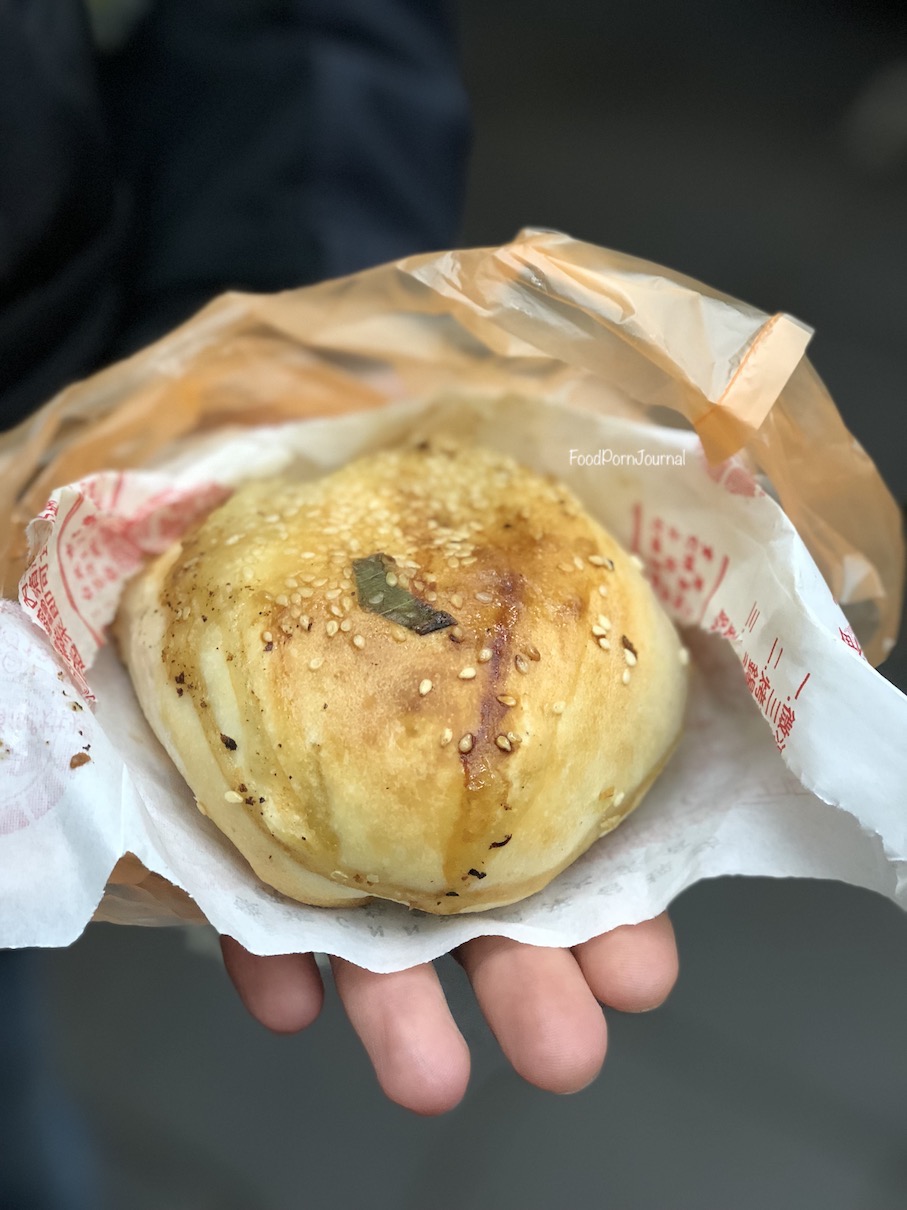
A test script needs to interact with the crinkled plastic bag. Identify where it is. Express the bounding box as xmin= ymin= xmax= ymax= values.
xmin=0 ymin=229 xmax=903 ymax=943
